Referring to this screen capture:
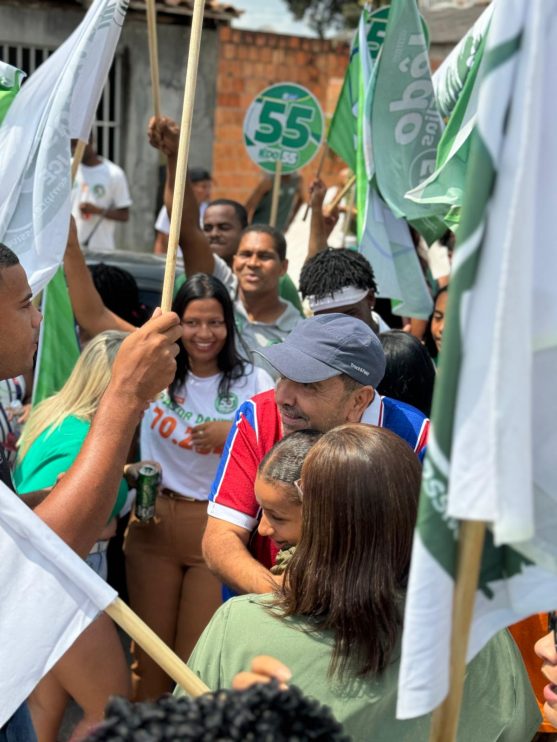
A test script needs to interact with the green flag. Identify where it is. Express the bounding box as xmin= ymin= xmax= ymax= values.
xmin=327 ymin=6 xmax=389 ymax=171
xmin=397 ymin=0 xmax=557 ymax=721
xmin=371 ymin=0 xmax=445 ymax=244
xmin=0 ymin=62 xmax=24 ymax=125
xmin=405 ymin=6 xmax=492 ymax=231
xmin=33 ymin=268 xmax=80 ymax=405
